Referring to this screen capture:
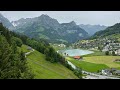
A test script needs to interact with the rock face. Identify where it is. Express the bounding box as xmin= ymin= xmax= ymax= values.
xmin=79 ymin=24 xmax=107 ymax=36
xmin=12 ymin=14 xmax=89 ymax=43
xmin=0 ymin=13 xmax=14 ymax=30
